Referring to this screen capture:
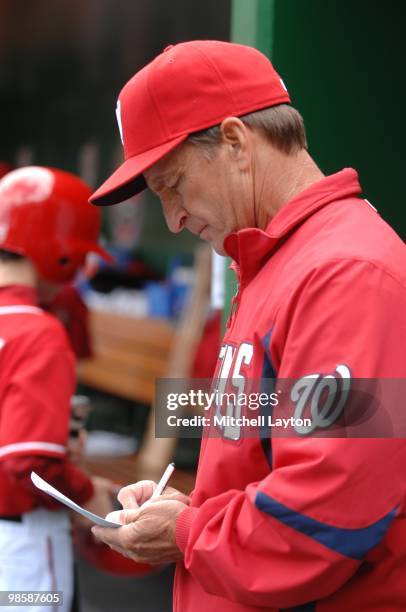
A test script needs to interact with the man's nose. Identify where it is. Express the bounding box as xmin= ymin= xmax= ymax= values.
xmin=163 ymin=203 xmax=187 ymax=233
